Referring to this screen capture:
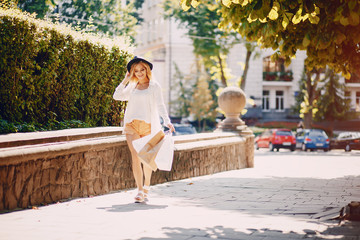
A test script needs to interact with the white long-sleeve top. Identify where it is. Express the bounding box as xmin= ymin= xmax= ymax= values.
xmin=125 ymin=88 xmax=152 ymax=123
xmin=113 ymin=80 xmax=171 ymax=134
